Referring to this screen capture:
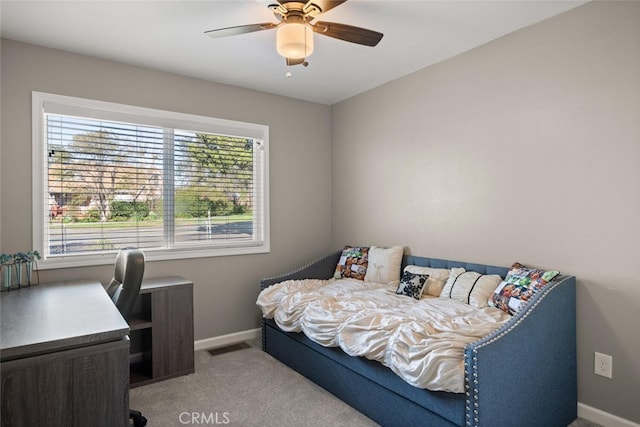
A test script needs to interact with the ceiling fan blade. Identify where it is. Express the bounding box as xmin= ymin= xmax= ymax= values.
xmin=205 ymin=23 xmax=277 ymax=38
xmin=286 ymin=57 xmax=305 ymax=66
xmin=312 ymin=21 xmax=383 ymax=46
